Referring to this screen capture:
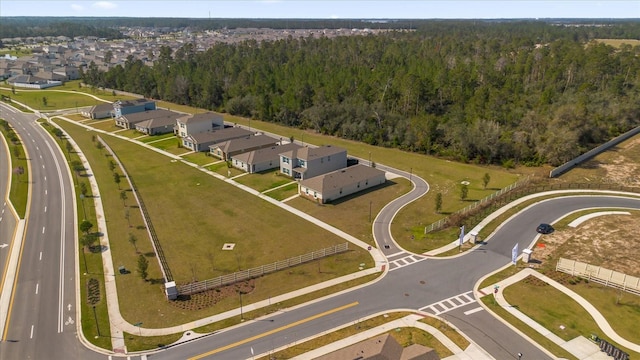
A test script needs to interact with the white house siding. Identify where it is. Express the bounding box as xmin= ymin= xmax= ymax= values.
xmin=299 ymin=165 xmax=386 ymax=204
